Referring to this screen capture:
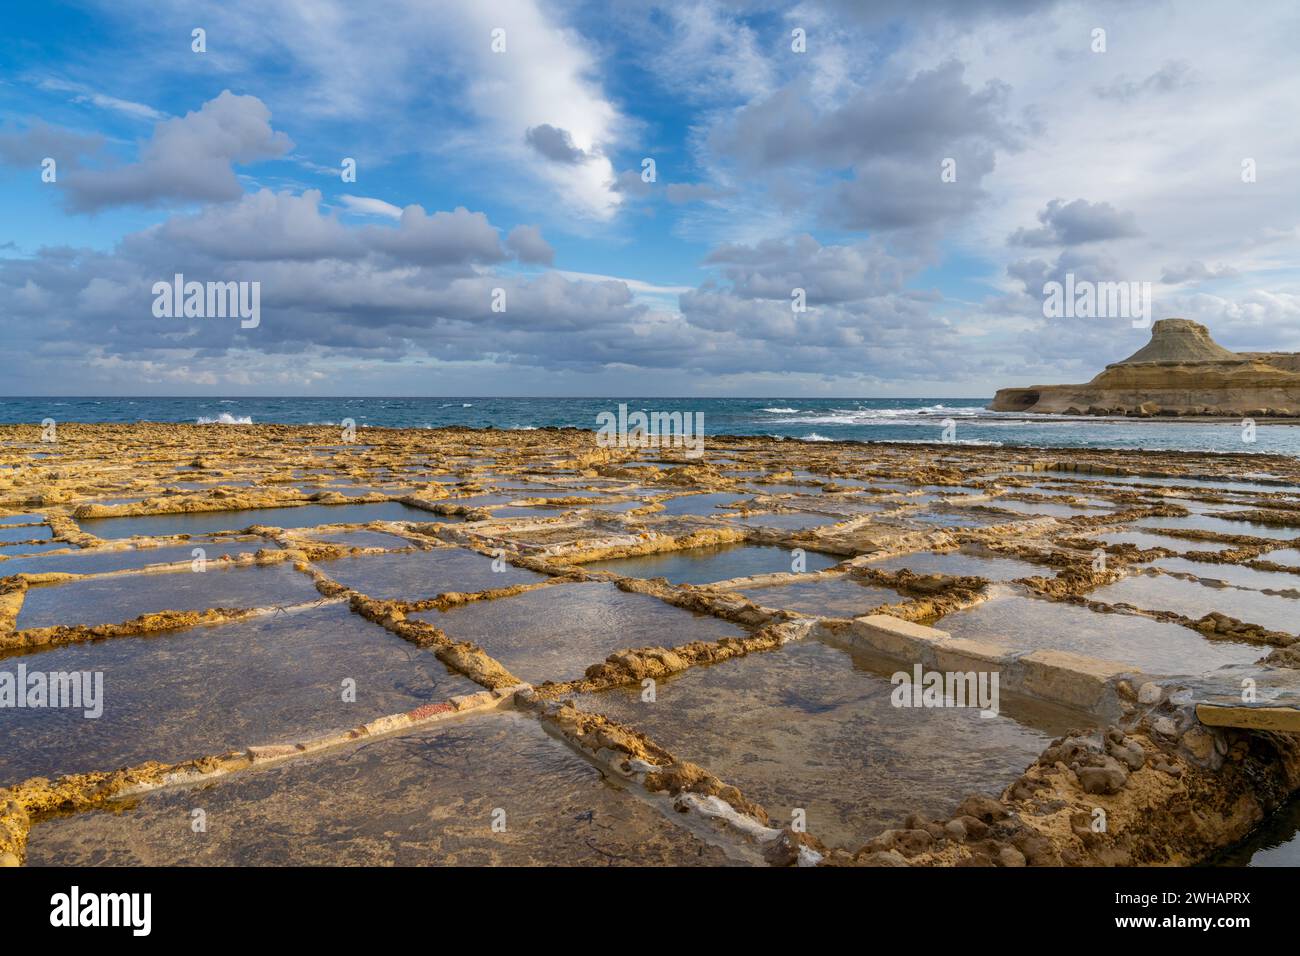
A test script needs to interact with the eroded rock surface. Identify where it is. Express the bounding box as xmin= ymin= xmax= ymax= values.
xmin=2 ymin=422 xmax=1299 ymax=866
xmin=991 ymin=319 xmax=1300 ymax=417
